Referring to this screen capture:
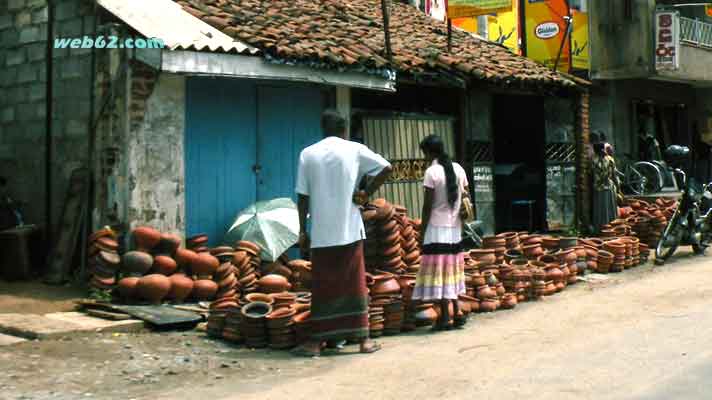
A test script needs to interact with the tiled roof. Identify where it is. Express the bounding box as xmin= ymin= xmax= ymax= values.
xmin=174 ymin=0 xmax=576 ymax=88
